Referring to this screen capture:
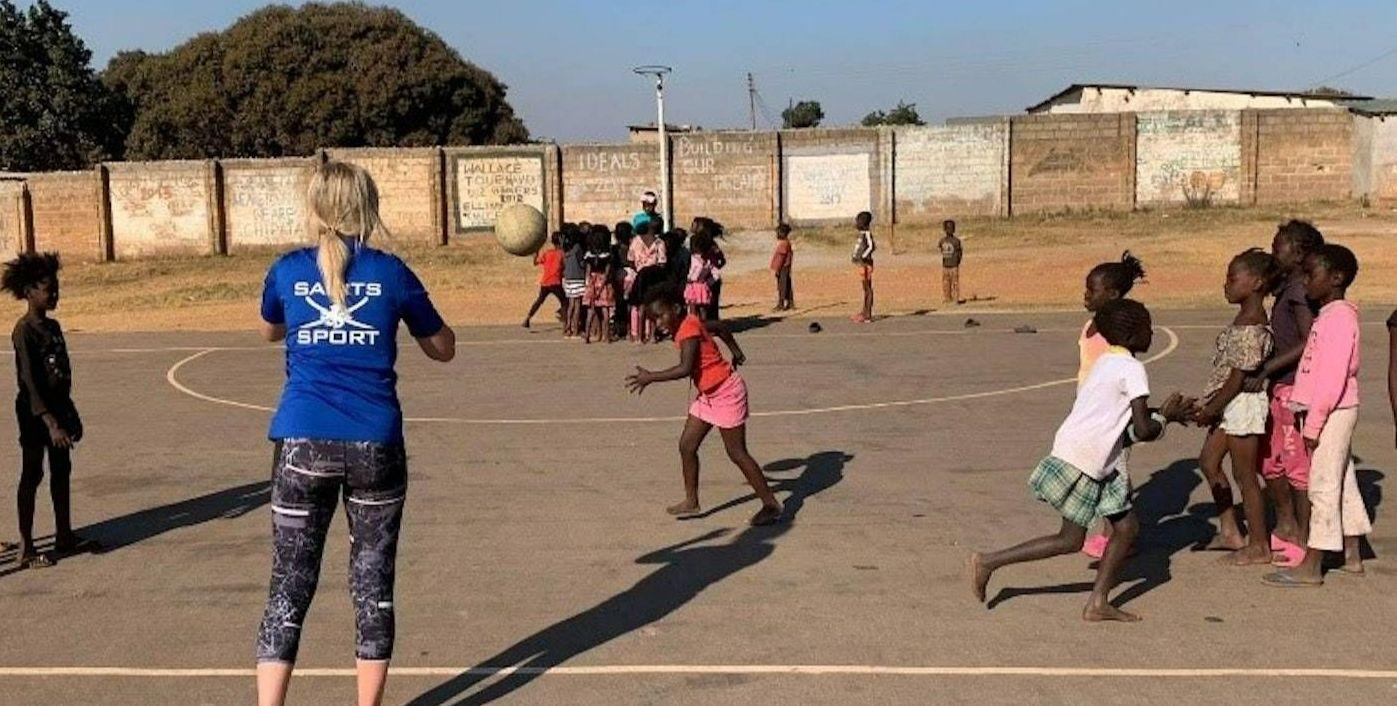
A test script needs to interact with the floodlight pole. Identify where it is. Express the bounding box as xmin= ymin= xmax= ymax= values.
xmin=635 ymin=66 xmax=673 ymax=223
